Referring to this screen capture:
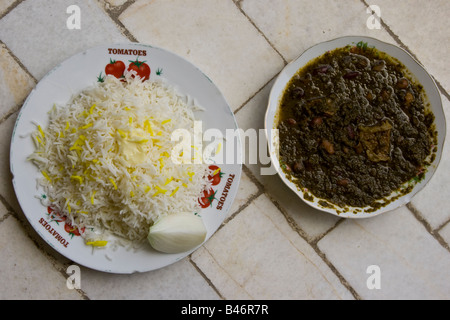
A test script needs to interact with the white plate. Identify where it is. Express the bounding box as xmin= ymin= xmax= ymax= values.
xmin=10 ymin=43 xmax=242 ymax=273
xmin=265 ymin=36 xmax=446 ymax=218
